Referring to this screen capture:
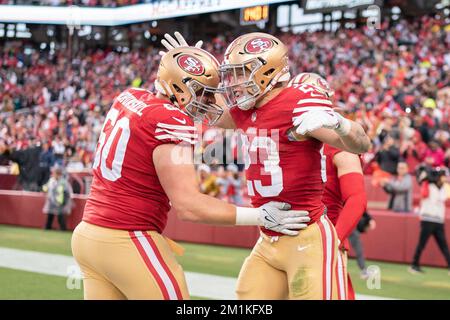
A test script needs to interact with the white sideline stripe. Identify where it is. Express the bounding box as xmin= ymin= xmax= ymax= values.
xmin=157 ymin=123 xmax=196 ymax=131
xmin=0 ymin=247 xmax=394 ymax=300
xmin=133 ymin=231 xmax=179 ymax=300
xmin=0 ymin=246 xmax=233 ymax=300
